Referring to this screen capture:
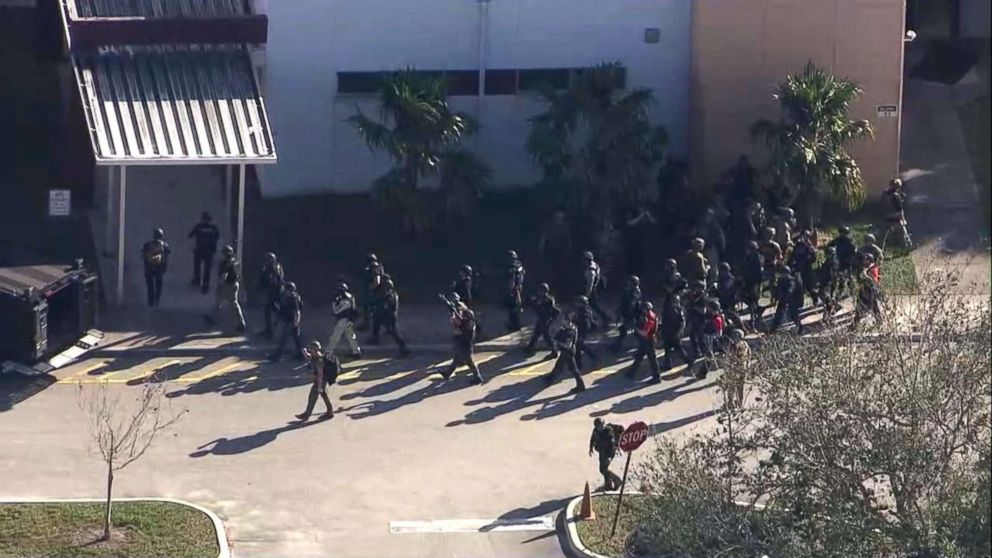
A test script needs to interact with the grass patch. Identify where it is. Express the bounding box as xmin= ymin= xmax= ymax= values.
xmin=0 ymin=501 xmax=219 ymax=558
xmin=574 ymin=494 xmax=649 ymax=558
xmin=958 ymin=94 xmax=991 ymax=234
xmin=818 ymin=222 xmax=919 ymax=295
